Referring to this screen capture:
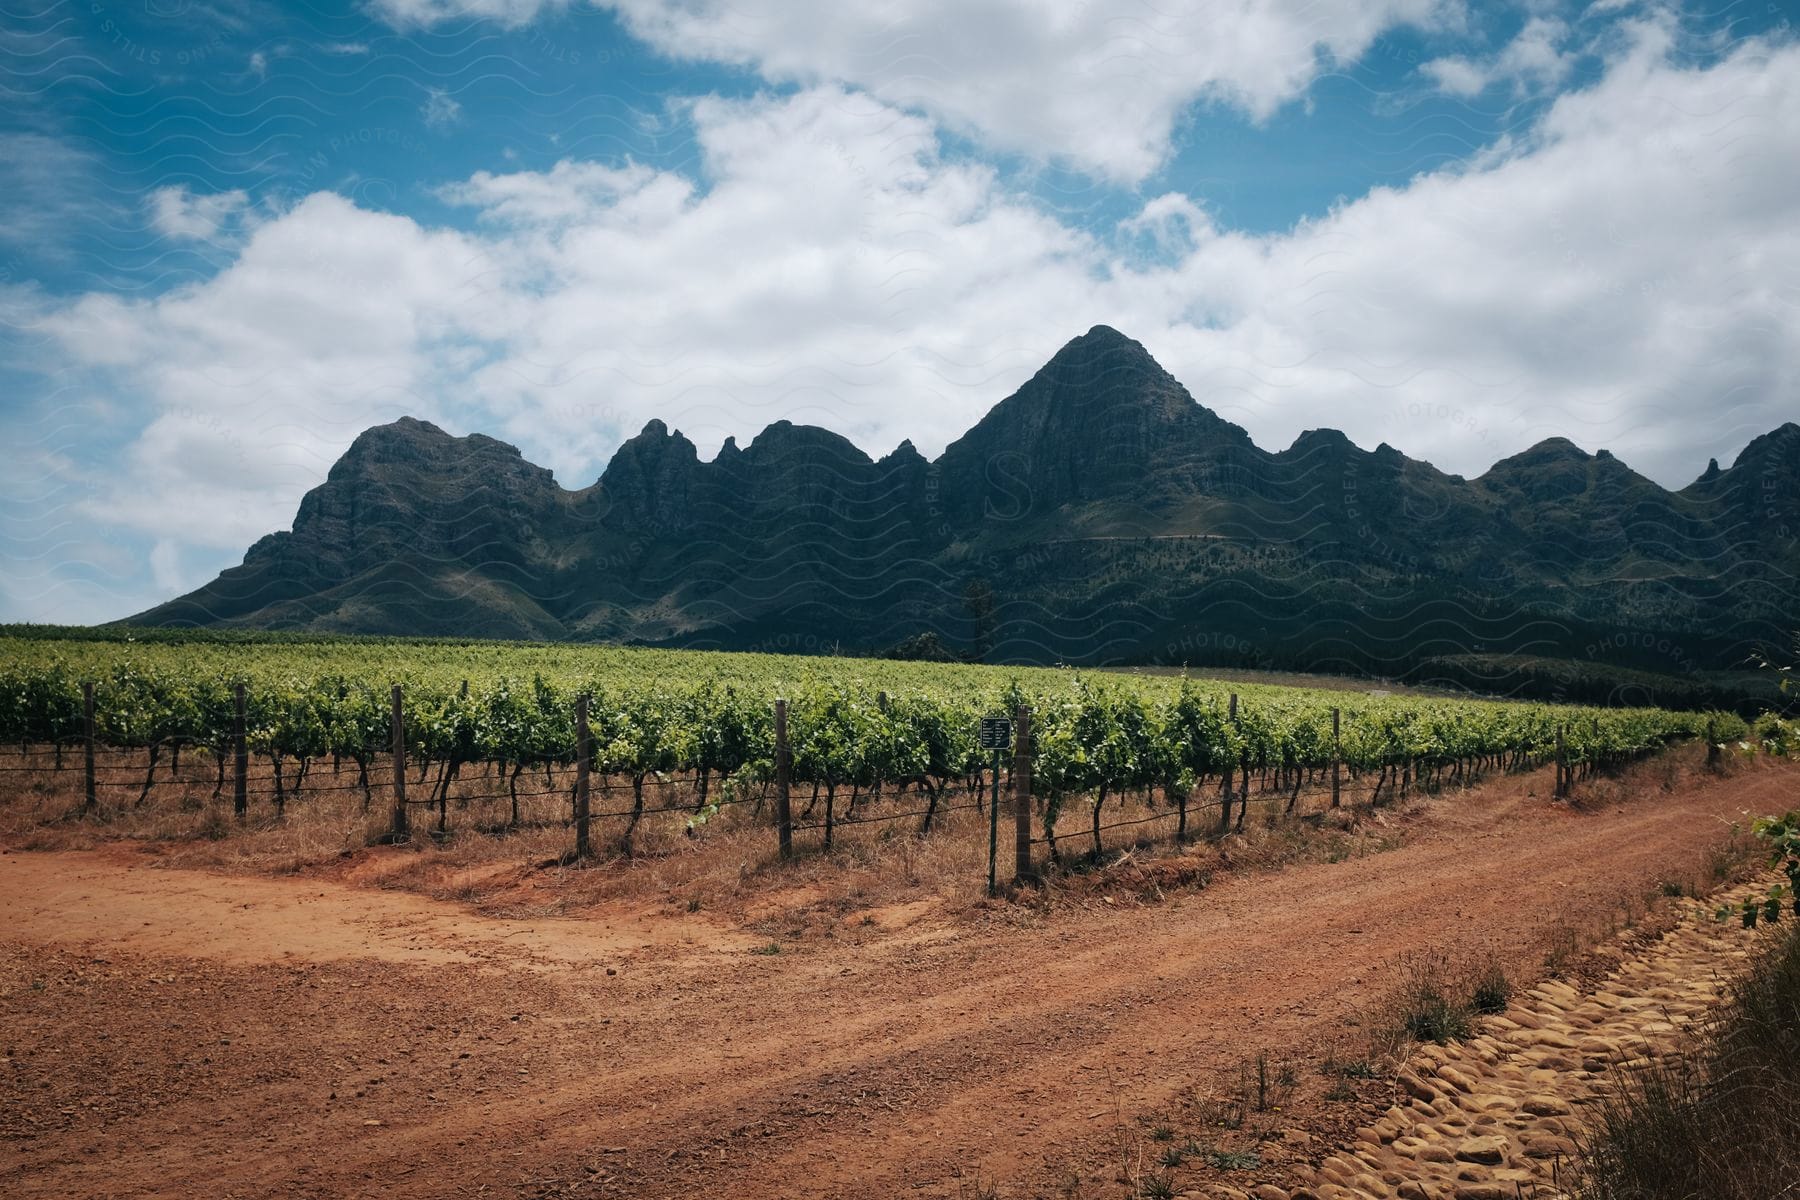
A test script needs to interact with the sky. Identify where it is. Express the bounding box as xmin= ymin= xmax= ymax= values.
xmin=1 ymin=0 xmax=1796 ymax=623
